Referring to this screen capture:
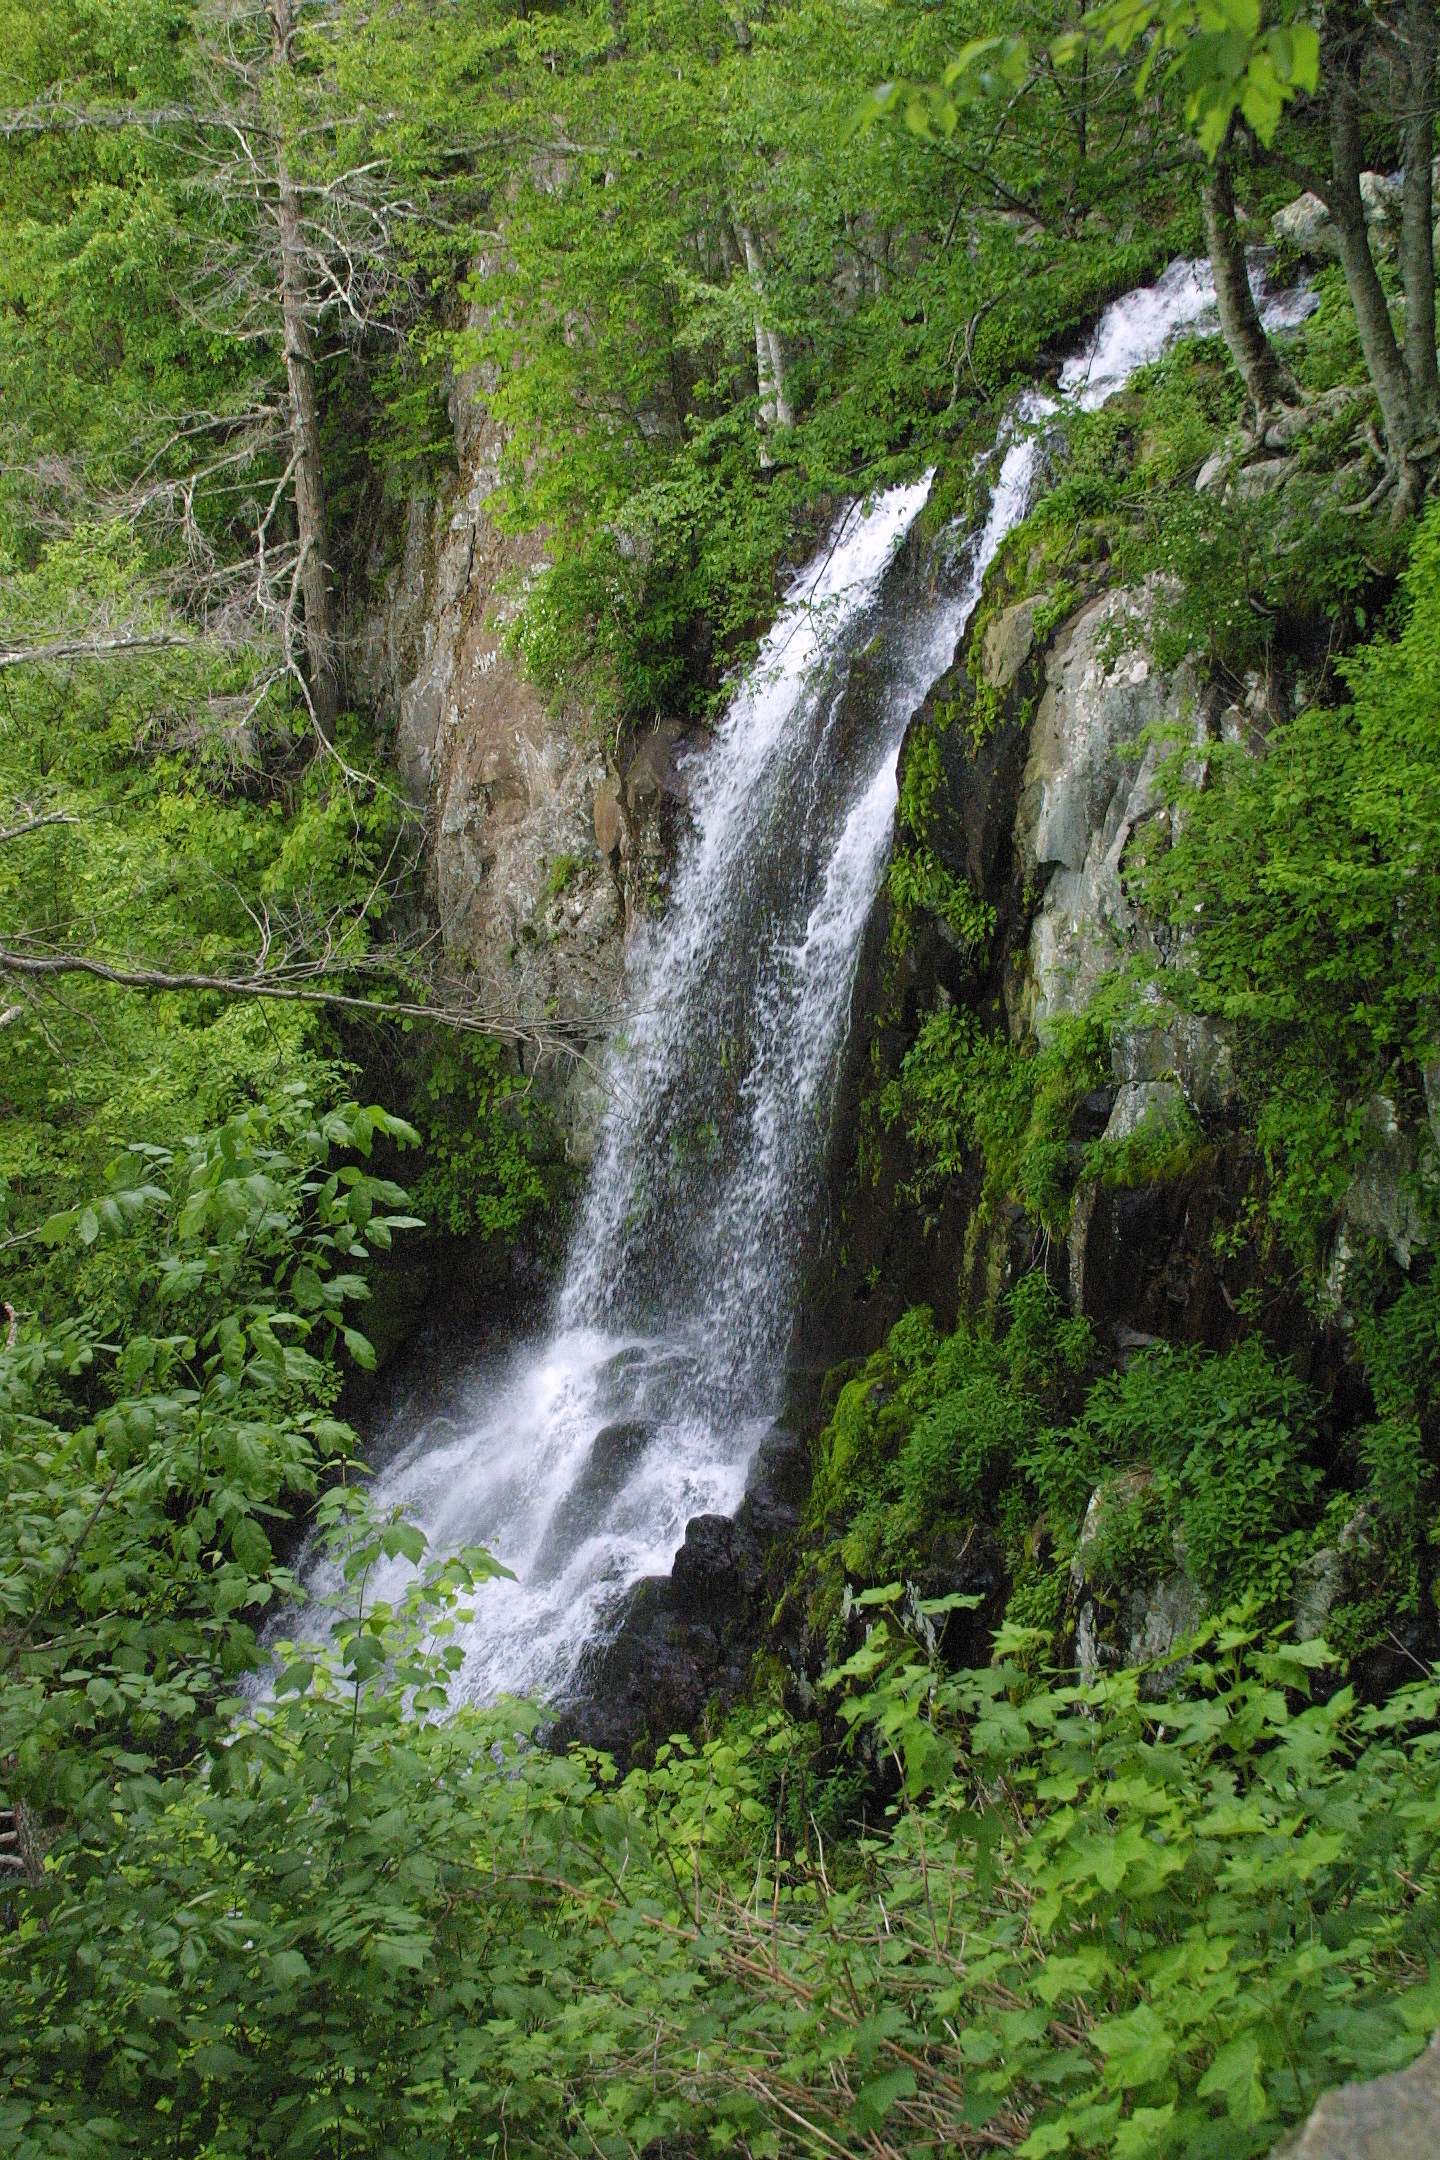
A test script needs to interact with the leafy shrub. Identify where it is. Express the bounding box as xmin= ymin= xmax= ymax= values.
xmin=887 ymin=845 xmax=996 ymax=953
xmin=0 ymin=1089 xmax=420 ymax=1824
xmin=8 ymin=1555 xmax=1440 ymax=2160
xmin=1028 ymin=1338 xmax=1321 ymax=1603
xmin=409 ymin=1035 xmax=568 ymax=1242
xmin=896 ymin=1352 xmax=1031 ymax=1519
xmin=881 ymin=1006 xmax=1108 ymax=1230
xmin=1078 ymin=1473 xmax=1177 ymax=1600
xmin=807 ymin=1278 xmax=1097 ymax=1604
xmin=1133 ymin=499 xmax=1440 ymax=1274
